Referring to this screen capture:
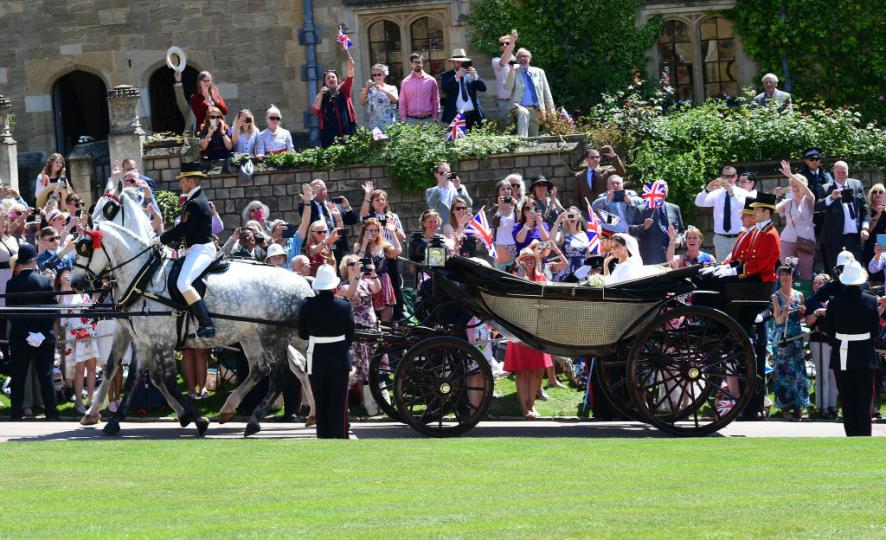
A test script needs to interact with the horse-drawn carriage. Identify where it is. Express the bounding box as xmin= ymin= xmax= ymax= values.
xmin=362 ymin=256 xmax=762 ymax=437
